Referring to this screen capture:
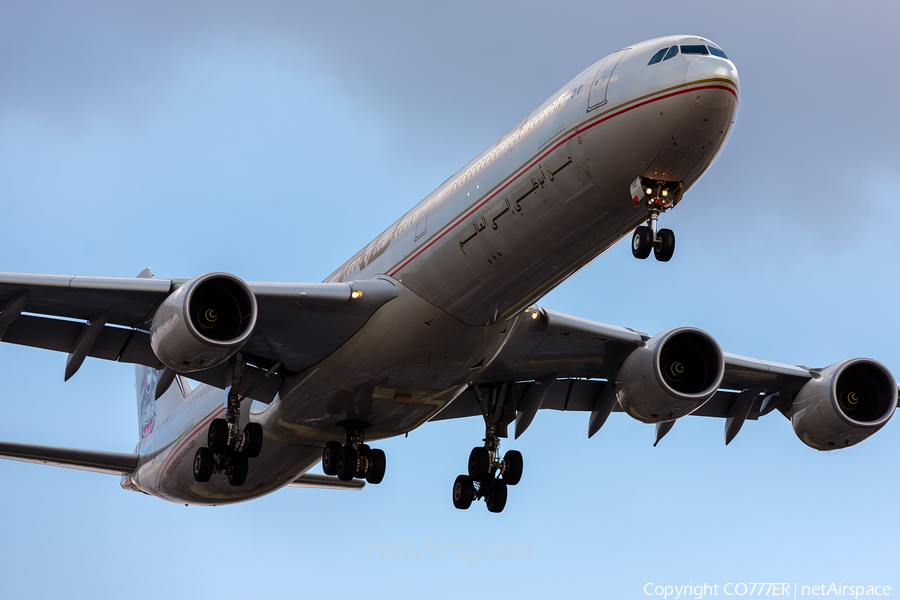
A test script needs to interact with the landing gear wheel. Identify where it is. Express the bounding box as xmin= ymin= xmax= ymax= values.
xmin=336 ymin=445 xmax=358 ymax=481
xmin=468 ymin=447 xmax=491 ymax=482
xmin=228 ymin=454 xmax=248 ymax=486
xmin=322 ymin=441 xmax=341 ymax=476
xmin=654 ymin=228 xmax=675 ymax=262
xmin=193 ymin=447 xmax=214 ymax=482
xmin=486 ymin=480 xmax=508 ymax=513
xmin=243 ymin=422 xmax=263 ymax=458
xmin=503 ymin=450 xmax=523 ymax=486
xmin=632 ymin=226 xmax=653 ymax=259
xmin=207 ymin=418 xmax=228 ymax=454
xmin=366 ymin=449 xmax=386 ymax=484
xmin=453 ymin=475 xmax=476 ymax=510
